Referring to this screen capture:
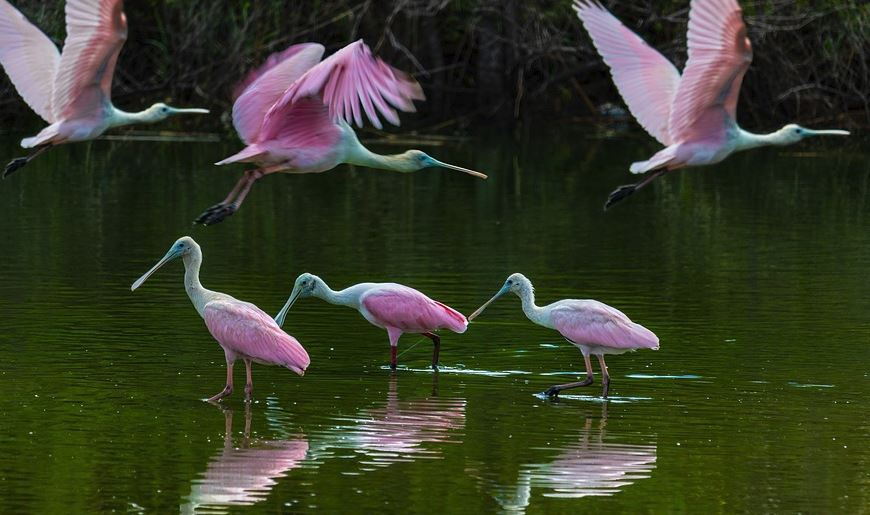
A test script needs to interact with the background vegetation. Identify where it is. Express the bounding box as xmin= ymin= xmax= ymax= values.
xmin=0 ymin=0 xmax=867 ymax=132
